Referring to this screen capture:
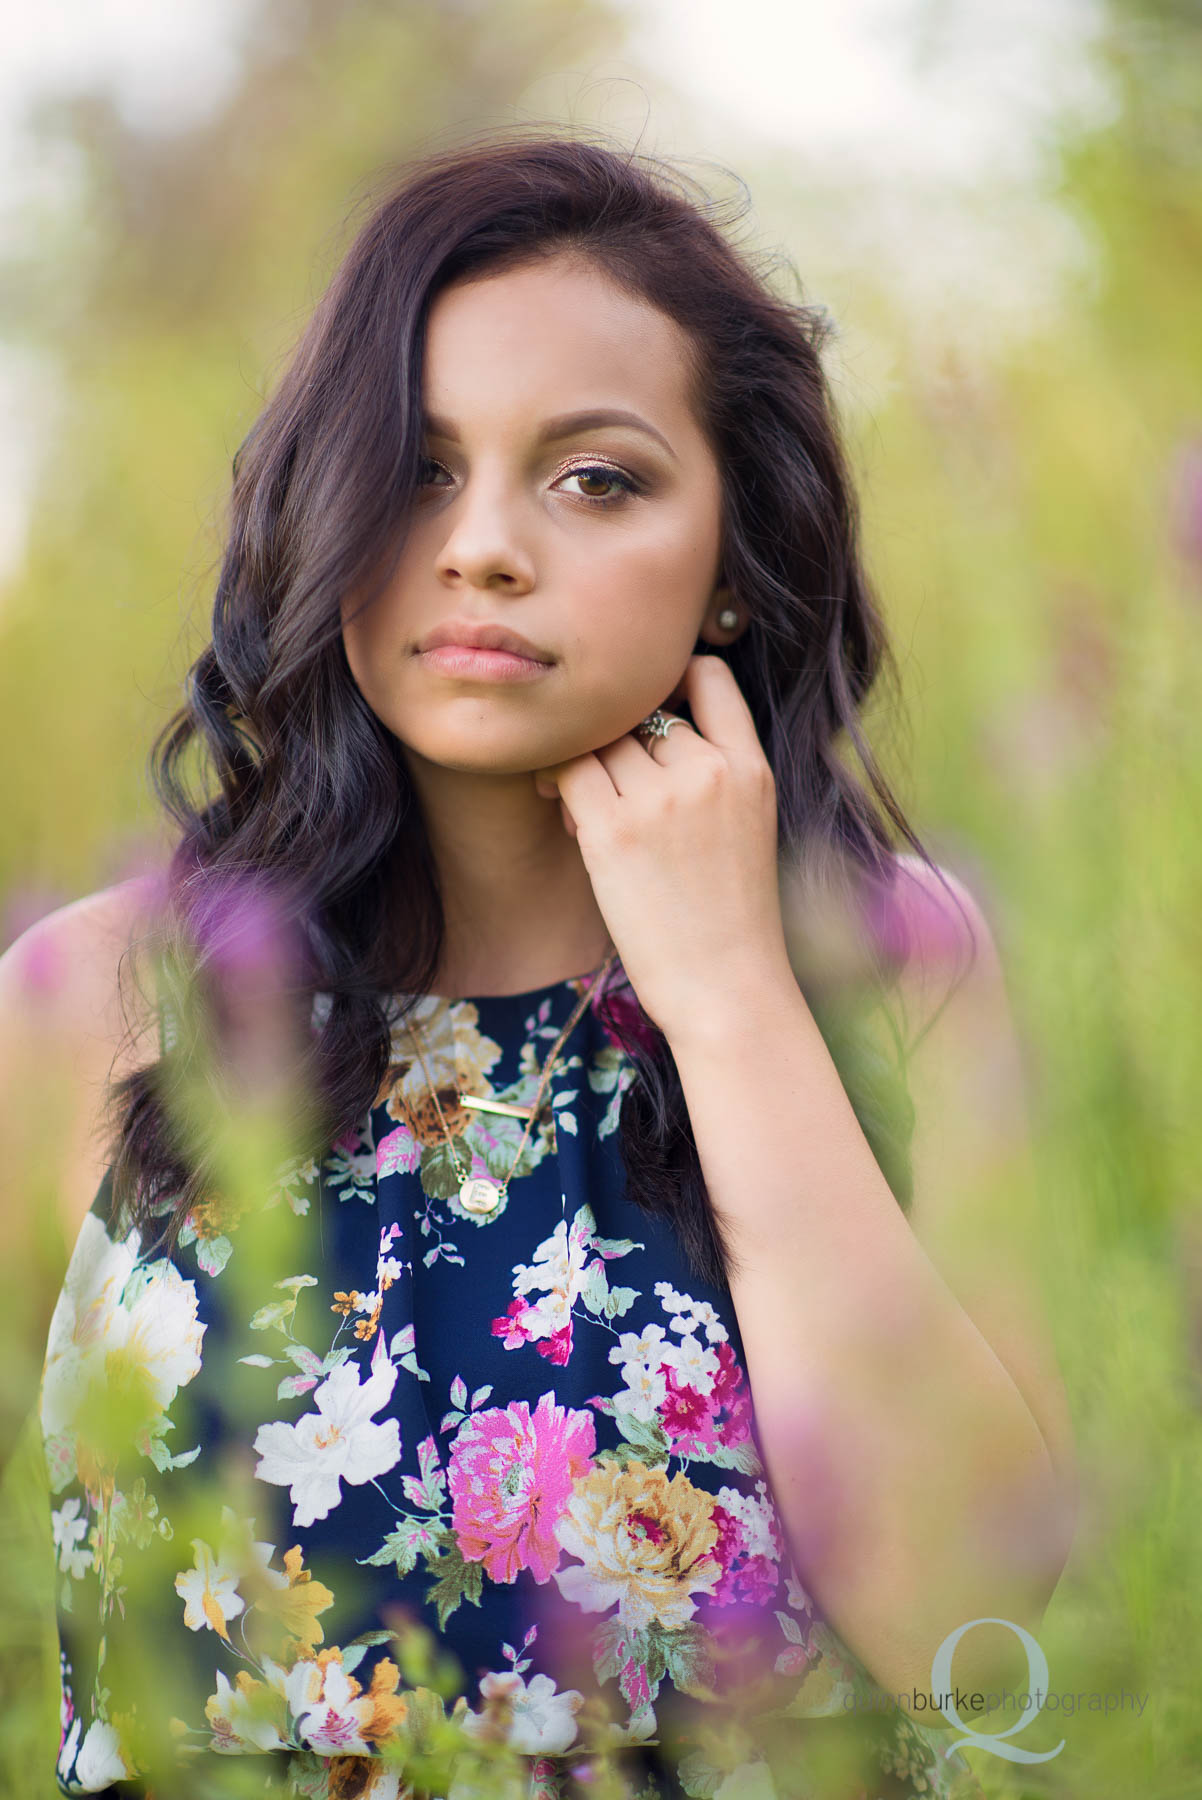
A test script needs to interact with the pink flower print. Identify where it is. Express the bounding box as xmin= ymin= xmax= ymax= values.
xmin=655 ymin=1344 xmax=751 ymax=1456
xmin=618 ymin=1654 xmax=652 ymax=1714
xmin=705 ymin=1483 xmax=784 ymax=1610
xmin=594 ymin=976 xmax=660 ymax=1057
xmin=490 ymin=1306 xmax=574 ymax=1366
xmin=707 ymin=1342 xmax=753 ymax=1446
xmin=709 ymin=1503 xmax=744 ymax=1578
xmin=377 ymin=1125 xmax=421 ymax=1179
xmin=491 ymin=1298 xmax=536 ymax=1351
xmin=538 ymin=1324 xmax=573 ymax=1367
xmin=709 ymin=1513 xmax=778 ymax=1609
xmin=659 ymin=1366 xmax=712 ymax=1444
xmin=449 ymin=1392 xmax=596 ymax=1584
